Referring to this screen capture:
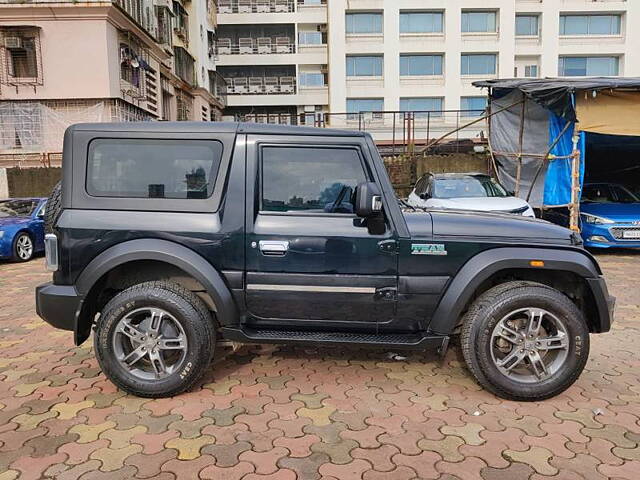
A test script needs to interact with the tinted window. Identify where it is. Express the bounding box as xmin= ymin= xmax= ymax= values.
xmin=559 ymin=56 xmax=619 ymax=76
xmin=261 ymin=147 xmax=367 ymax=214
xmin=346 ymin=12 xmax=383 ymax=34
xmin=461 ymin=96 xmax=488 ymax=116
xmin=400 ymin=55 xmax=443 ymax=76
xmin=400 ymin=12 xmax=443 ymax=33
xmin=400 ymin=98 xmax=443 ymax=118
xmin=87 ymin=139 xmax=223 ymax=199
xmin=560 ymin=15 xmax=621 ymax=35
xmin=461 ymin=54 xmax=497 ymax=75
xmin=0 ymin=199 xmax=38 ymax=218
xmin=462 ymin=11 xmax=497 ymax=33
xmin=516 ymin=15 xmax=539 ymax=36
xmin=433 ymin=176 xmax=508 ymax=199
xmin=346 ymin=56 xmax=383 ymax=76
